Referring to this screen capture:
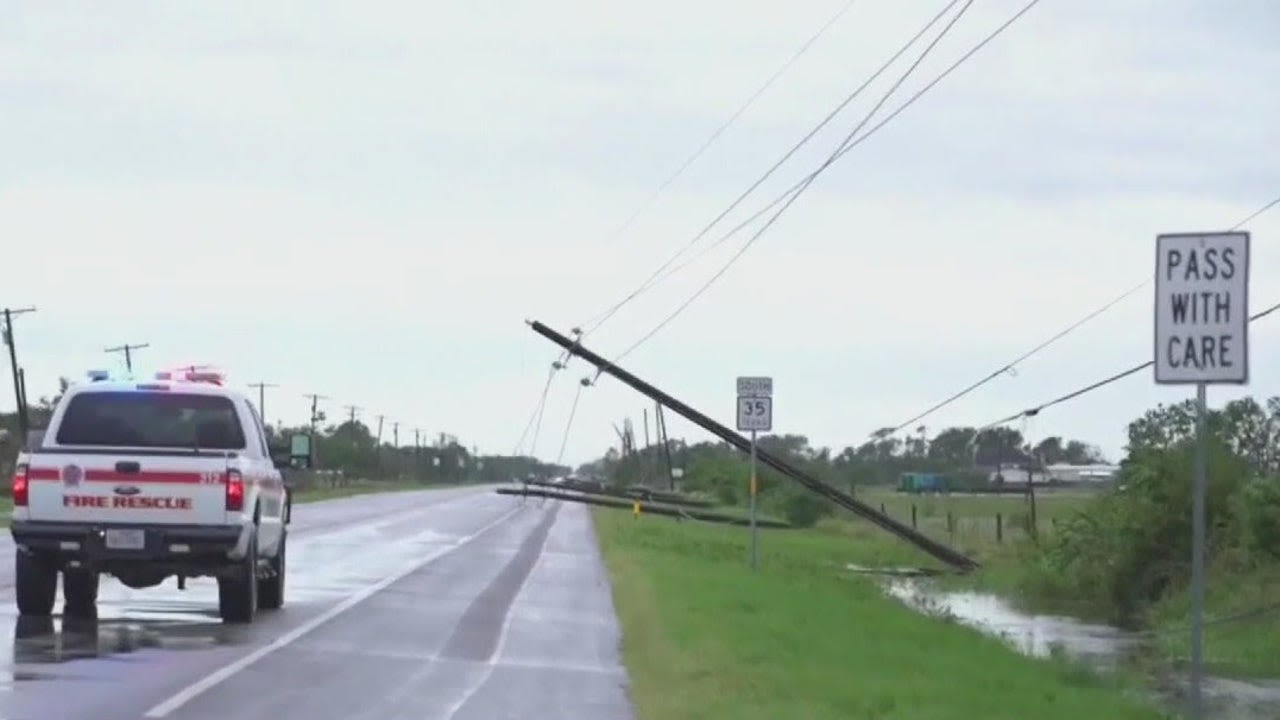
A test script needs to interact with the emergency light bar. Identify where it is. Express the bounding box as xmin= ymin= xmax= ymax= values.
xmin=155 ymin=365 xmax=227 ymax=386
xmin=87 ymin=370 xmax=110 ymax=382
